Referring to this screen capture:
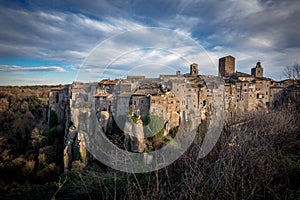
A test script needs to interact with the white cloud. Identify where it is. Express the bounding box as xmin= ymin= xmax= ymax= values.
xmin=75 ymin=27 xmax=217 ymax=81
xmin=247 ymin=36 xmax=274 ymax=48
xmin=0 ymin=7 xmax=146 ymax=64
xmin=230 ymin=0 xmax=263 ymax=17
xmin=0 ymin=65 xmax=66 ymax=72
xmin=1 ymin=0 xmax=300 ymax=84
